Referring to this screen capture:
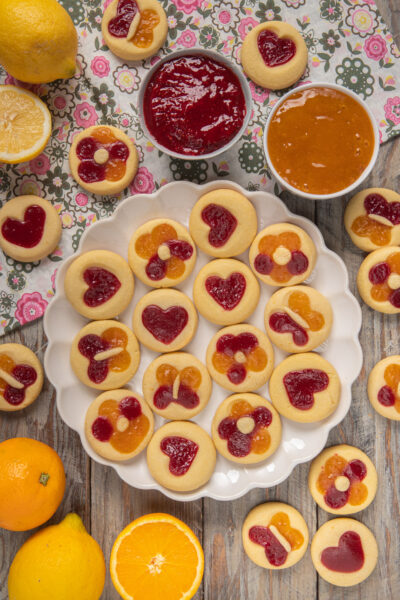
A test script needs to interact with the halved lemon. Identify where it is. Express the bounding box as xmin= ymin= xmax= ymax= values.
xmin=110 ymin=513 xmax=204 ymax=600
xmin=0 ymin=85 xmax=52 ymax=164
